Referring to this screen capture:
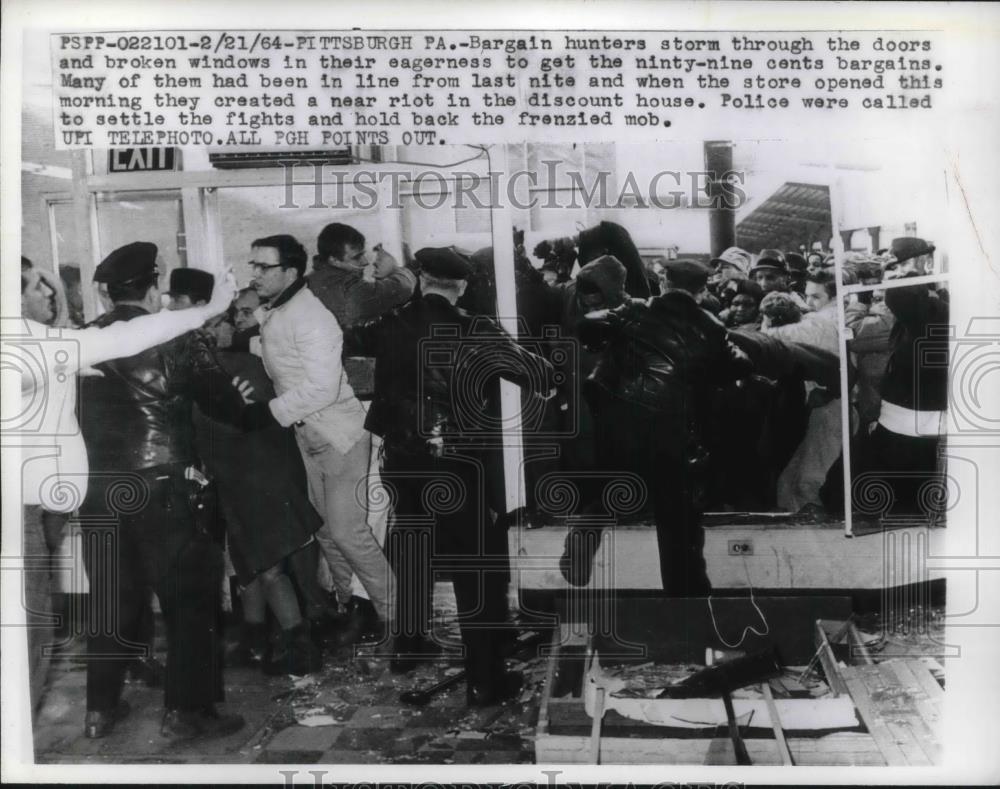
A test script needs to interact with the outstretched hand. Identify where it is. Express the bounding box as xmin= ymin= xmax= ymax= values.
xmin=206 ymin=268 xmax=239 ymax=317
